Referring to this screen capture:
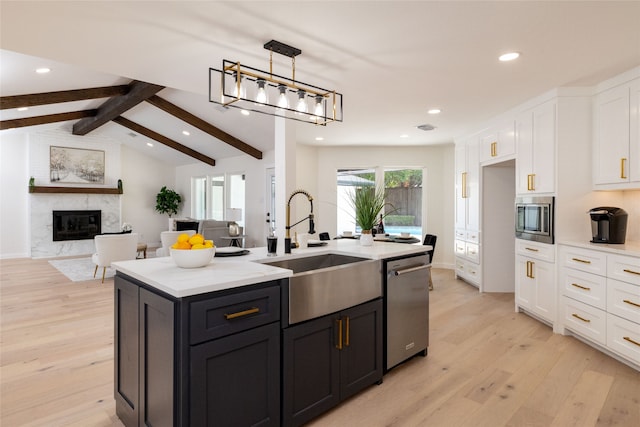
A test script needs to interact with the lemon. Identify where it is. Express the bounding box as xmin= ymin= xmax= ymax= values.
xmin=189 ymin=234 xmax=205 ymax=246
xmin=175 ymin=241 xmax=191 ymax=250
xmin=191 ymin=243 xmax=207 ymax=250
xmin=176 ymin=233 xmax=191 ymax=243
xmin=204 ymin=240 xmax=214 ymax=248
